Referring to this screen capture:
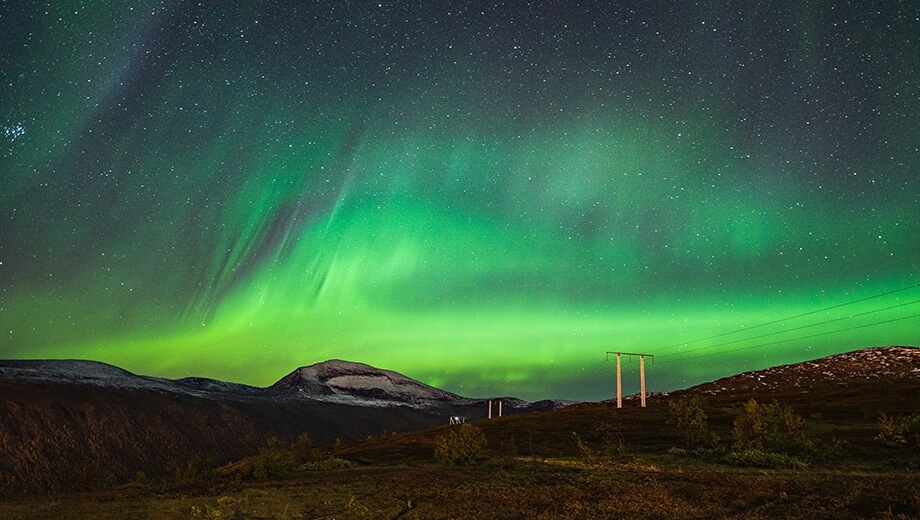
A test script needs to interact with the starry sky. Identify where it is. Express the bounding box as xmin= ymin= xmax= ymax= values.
xmin=1 ymin=1 xmax=919 ymax=402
